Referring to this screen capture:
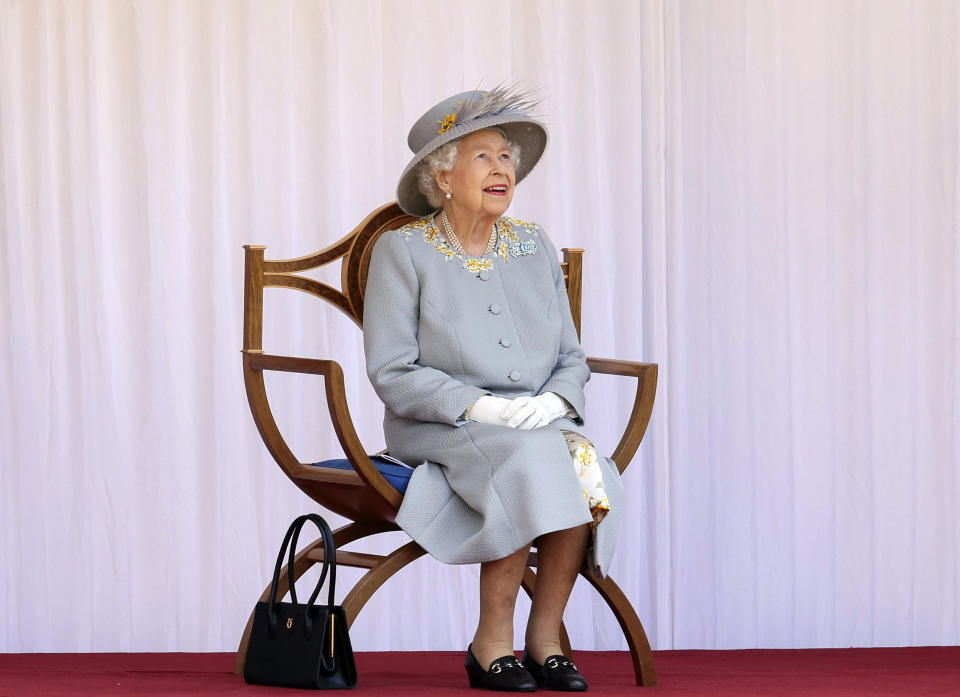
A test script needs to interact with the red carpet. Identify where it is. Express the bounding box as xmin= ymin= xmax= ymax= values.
xmin=1 ymin=648 xmax=958 ymax=696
